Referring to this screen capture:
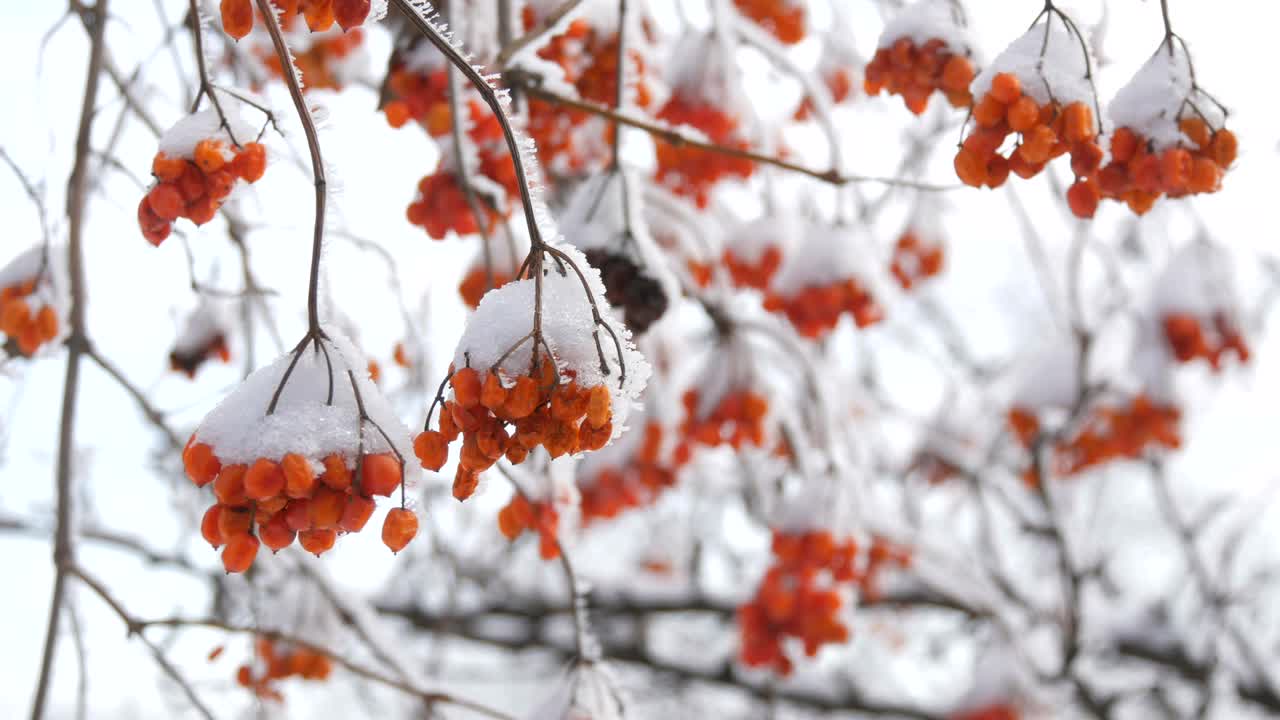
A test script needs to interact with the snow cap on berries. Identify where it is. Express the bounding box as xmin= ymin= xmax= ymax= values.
xmin=971 ymin=18 xmax=1095 ymax=107
xmin=451 ymin=242 xmax=651 ymax=440
xmin=192 ymin=325 xmax=416 ymax=474
xmin=159 ymin=106 xmax=258 ymax=159
xmin=769 ymin=221 xmax=874 ymax=297
xmin=1109 ymin=45 xmax=1224 ymax=152
xmin=0 ymin=245 xmax=69 ymax=353
xmin=877 ymin=0 xmax=973 ymax=55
